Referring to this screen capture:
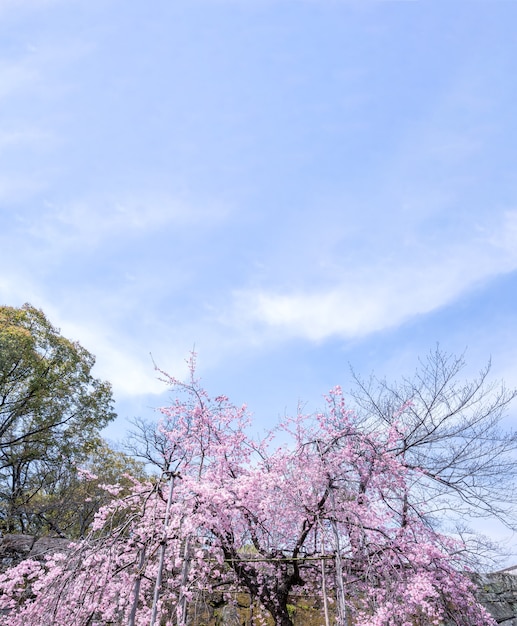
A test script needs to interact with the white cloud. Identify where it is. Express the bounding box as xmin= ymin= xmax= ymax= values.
xmin=0 ymin=59 xmax=39 ymax=100
xmin=0 ymin=272 xmax=190 ymax=399
xmin=0 ymin=0 xmax=67 ymax=17
xmin=19 ymin=193 xmax=230 ymax=252
xmin=0 ymin=274 xmax=39 ymax=309
xmin=0 ymin=175 xmax=49 ymax=204
xmin=51 ymin=319 xmax=169 ymax=397
xmin=491 ymin=210 xmax=517 ymax=254
xmin=230 ymin=211 xmax=517 ymax=342
xmin=0 ymin=128 xmax=54 ymax=149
